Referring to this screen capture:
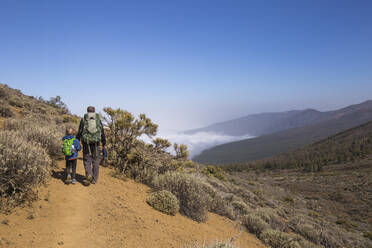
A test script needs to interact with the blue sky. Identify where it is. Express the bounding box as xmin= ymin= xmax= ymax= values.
xmin=1 ymin=0 xmax=371 ymax=130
